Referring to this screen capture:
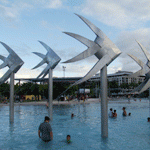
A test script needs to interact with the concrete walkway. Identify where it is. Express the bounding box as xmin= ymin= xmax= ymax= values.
xmin=0 ymin=98 xmax=101 ymax=106
xmin=0 ymin=98 xmax=140 ymax=106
